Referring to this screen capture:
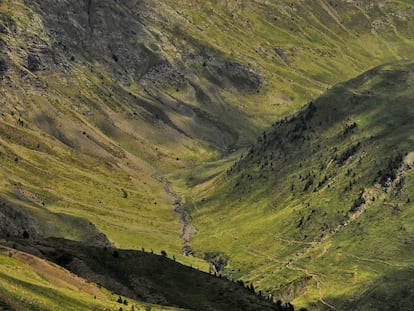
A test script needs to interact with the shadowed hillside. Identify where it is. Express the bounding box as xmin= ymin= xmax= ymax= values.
xmin=0 ymin=242 xmax=185 ymax=311
xmin=3 ymin=238 xmax=289 ymax=311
